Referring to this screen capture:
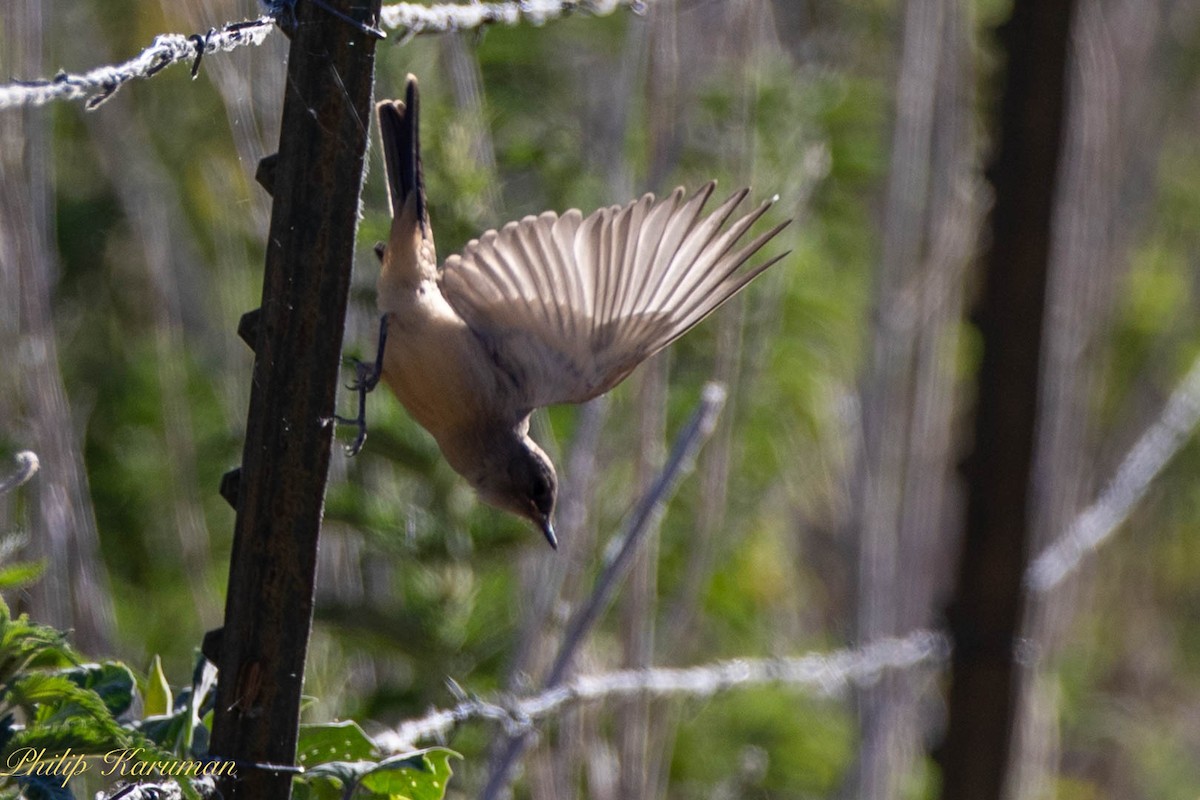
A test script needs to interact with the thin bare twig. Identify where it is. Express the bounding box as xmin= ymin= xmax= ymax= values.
xmin=376 ymin=629 xmax=948 ymax=752
xmin=551 ymin=381 xmax=727 ymax=686
xmin=481 ymin=382 xmax=726 ymax=800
